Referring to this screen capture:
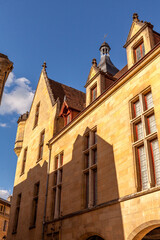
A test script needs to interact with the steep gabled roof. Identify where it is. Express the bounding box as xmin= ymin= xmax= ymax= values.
xmin=48 ymin=78 xmax=86 ymax=112
xmin=114 ymin=65 xmax=128 ymax=79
